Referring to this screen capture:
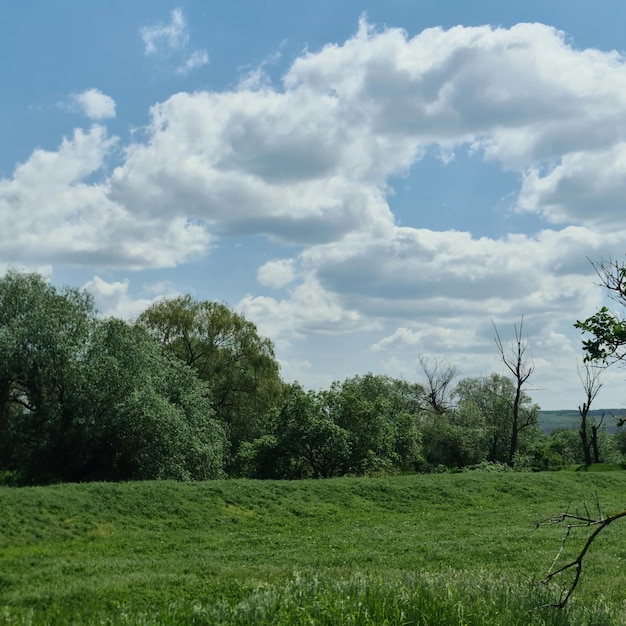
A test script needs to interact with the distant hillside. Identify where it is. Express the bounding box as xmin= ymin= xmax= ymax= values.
xmin=539 ymin=409 xmax=626 ymax=434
